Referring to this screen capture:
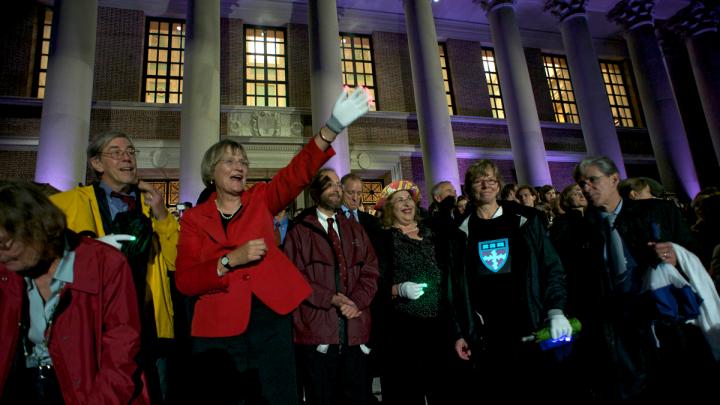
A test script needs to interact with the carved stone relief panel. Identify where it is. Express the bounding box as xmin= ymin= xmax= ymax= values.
xmin=227 ymin=109 xmax=304 ymax=137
